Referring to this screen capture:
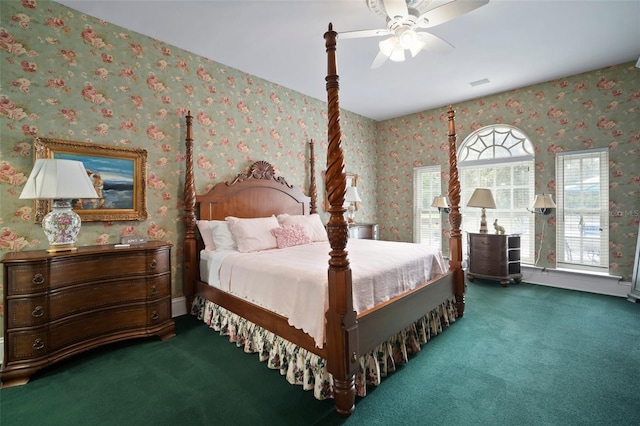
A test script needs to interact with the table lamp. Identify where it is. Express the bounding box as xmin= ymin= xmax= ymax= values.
xmin=20 ymin=158 xmax=99 ymax=252
xmin=467 ymin=188 xmax=496 ymax=233
xmin=345 ymin=186 xmax=362 ymax=224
